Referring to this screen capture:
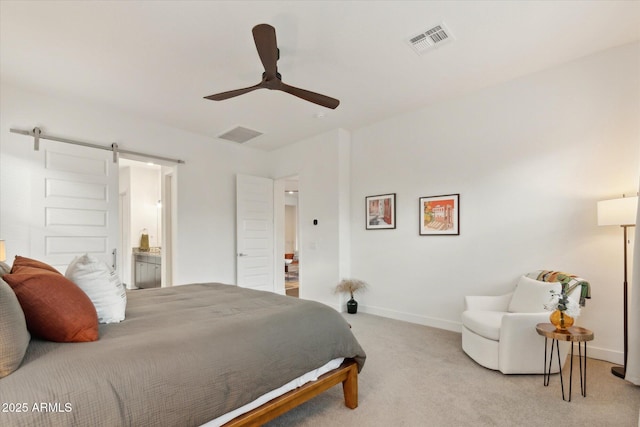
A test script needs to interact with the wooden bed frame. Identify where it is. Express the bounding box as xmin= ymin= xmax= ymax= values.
xmin=223 ymin=359 xmax=359 ymax=426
